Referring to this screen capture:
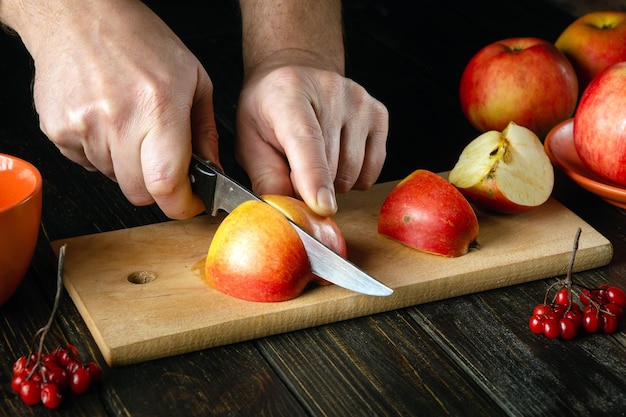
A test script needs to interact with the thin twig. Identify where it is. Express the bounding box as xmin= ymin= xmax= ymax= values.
xmin=565 ymin=228 xmax=581 ymax=285
xmin=28 ymin=244 xmax=66 ymax=379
